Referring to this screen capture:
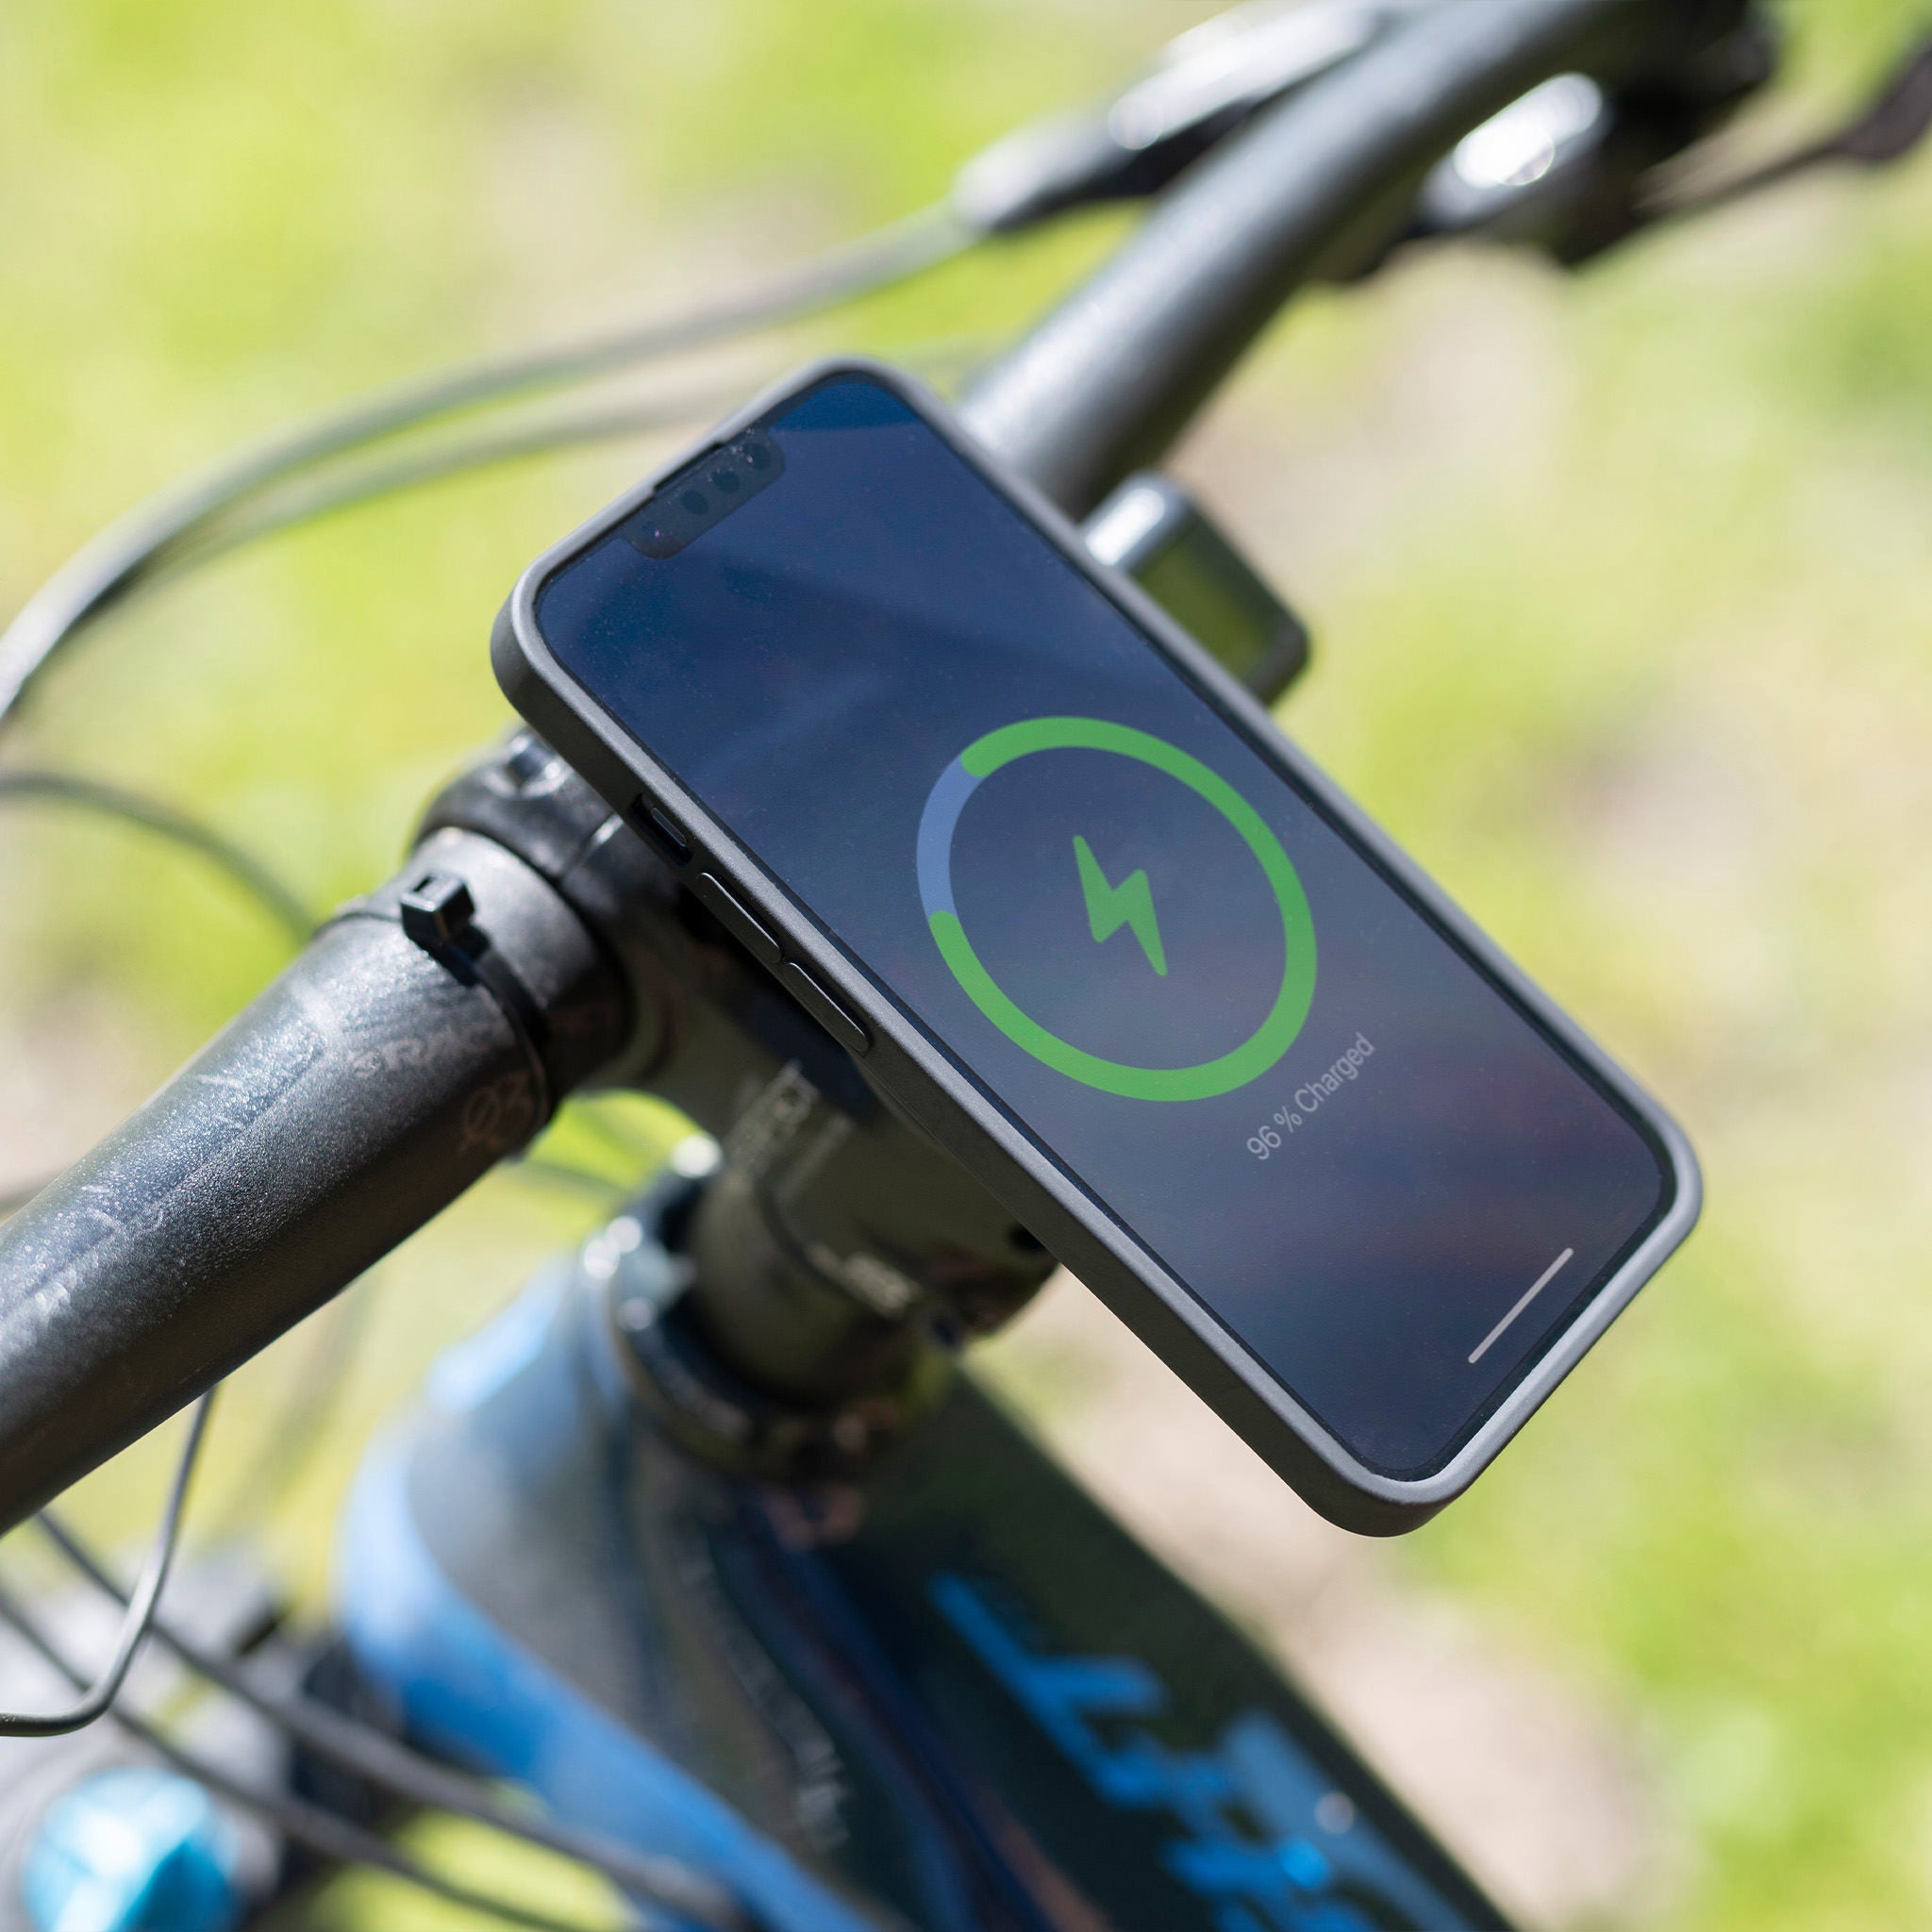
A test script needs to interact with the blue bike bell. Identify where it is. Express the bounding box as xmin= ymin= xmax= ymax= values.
xmin=21 ymin=1767 xmax=244 ymax=1932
